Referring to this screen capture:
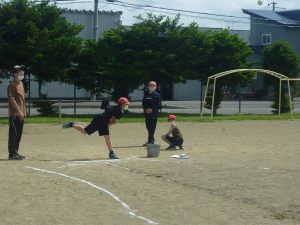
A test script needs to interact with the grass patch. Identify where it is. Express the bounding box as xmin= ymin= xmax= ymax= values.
xmin=0 ymin=112 xmax=299 ymax=125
